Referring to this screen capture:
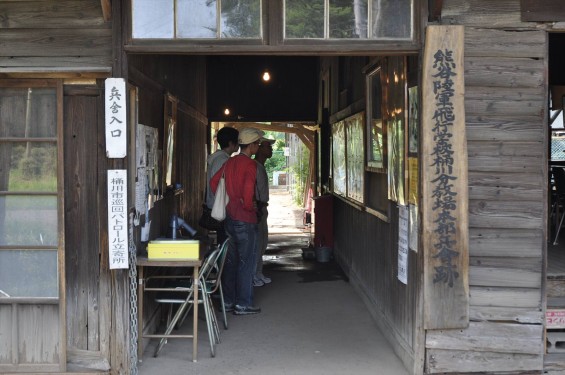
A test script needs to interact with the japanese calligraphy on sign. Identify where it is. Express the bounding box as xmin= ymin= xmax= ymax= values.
xmin=422 ymin=26 xmax=468 ymax=329
xmin=105 ymin=78 xmax=127 ymax=158
xmin=108 ymin=169 xmax=129 ymax=269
